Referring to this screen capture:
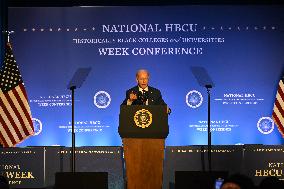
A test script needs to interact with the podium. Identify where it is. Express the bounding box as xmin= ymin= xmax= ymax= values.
xmin=119 ymin=105 xmax=169 ymax=189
